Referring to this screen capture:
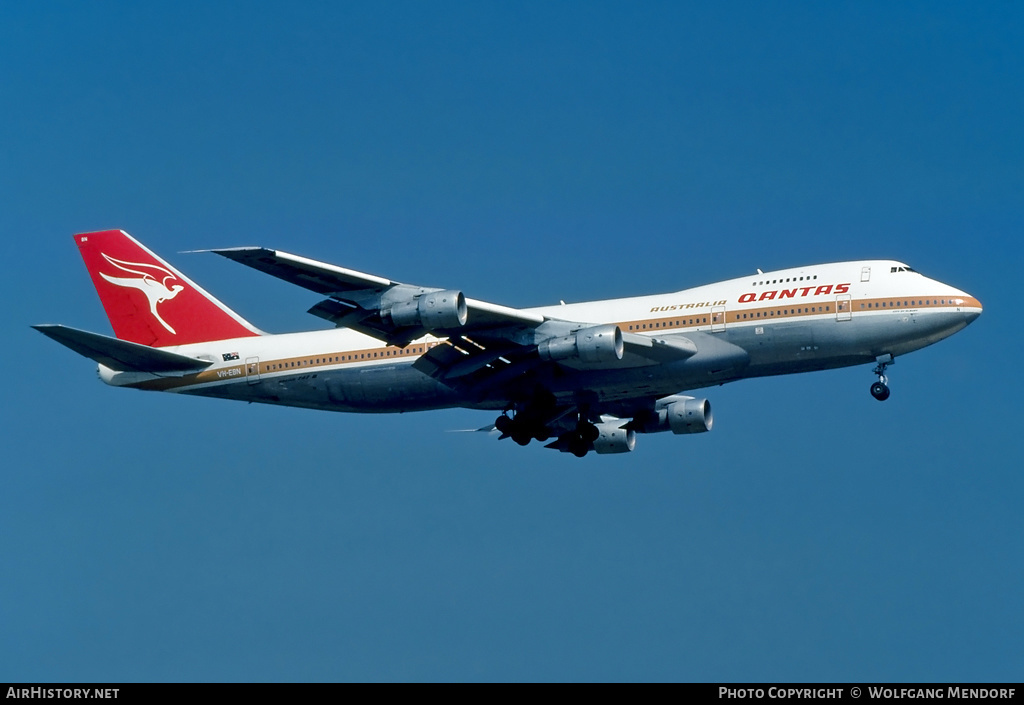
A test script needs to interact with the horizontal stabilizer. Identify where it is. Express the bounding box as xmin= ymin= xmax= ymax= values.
xmin=33 ymin=324 xmax=213 ymax=373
